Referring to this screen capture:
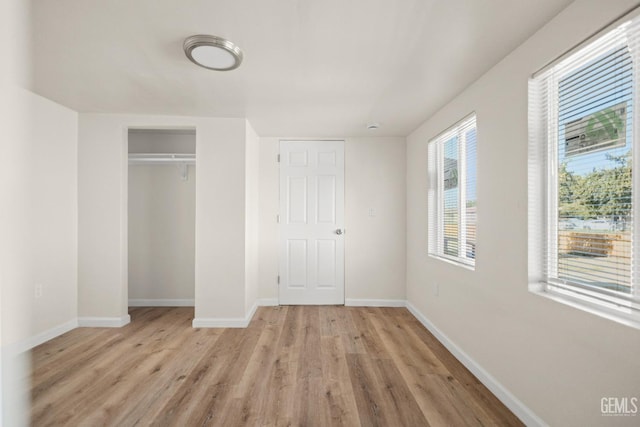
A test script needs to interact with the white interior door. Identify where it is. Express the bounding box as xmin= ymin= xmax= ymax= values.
xmin=279 ymin=140 xmax=345 ymax=305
